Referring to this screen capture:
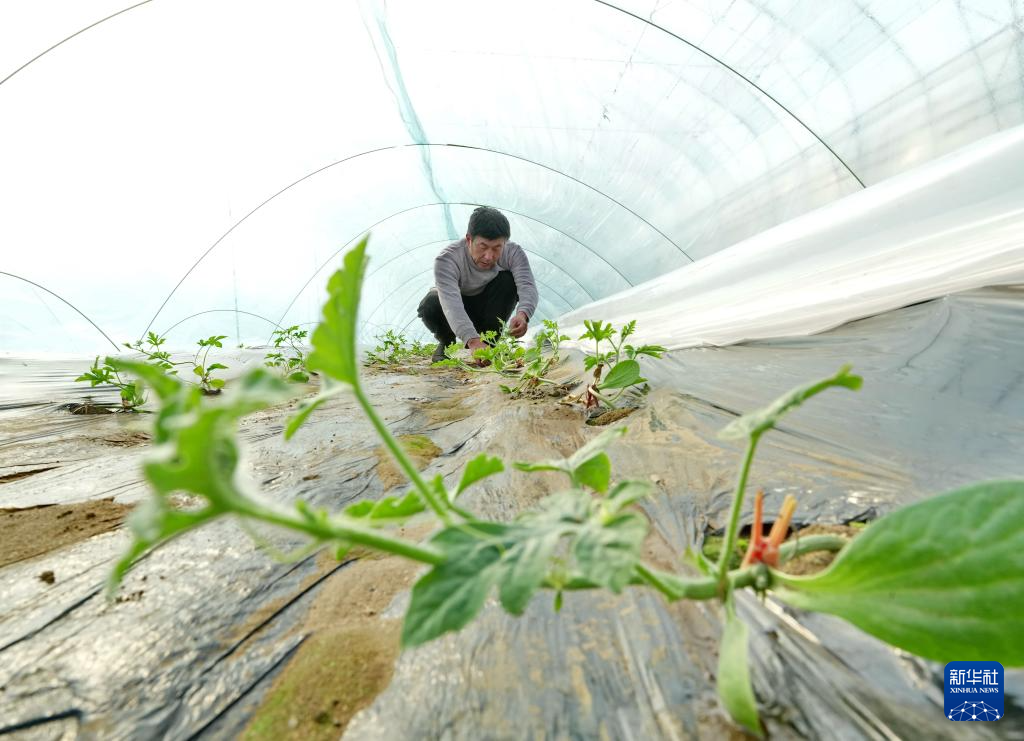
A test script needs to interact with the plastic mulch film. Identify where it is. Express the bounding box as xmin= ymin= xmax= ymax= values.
xmin=558 ymin=122 xmax=1024 ymax=353
xmin=1 ymin=286 xmax=1021 ymax=738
